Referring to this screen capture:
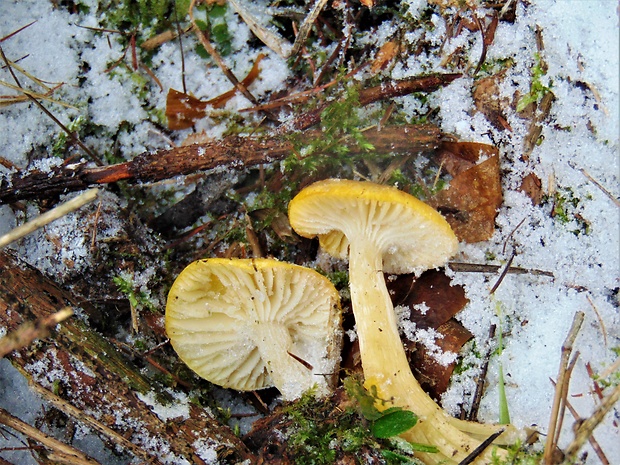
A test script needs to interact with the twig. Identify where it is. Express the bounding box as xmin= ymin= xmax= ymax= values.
xmin=468 ymin=324 xmax=496 ymax=421
xmin=489 ymin=250 xmax=516 ymax=294
xmin=0 ymin=46 xmax=103 ymax=166
xmin=0 ymin=407 xmax=101 ymax=465
xmin=543 ymin=311 xmax=585 ymax=464
xmin=0 ymin=125 xmax=440 ymax=203
xmin=586 ymin=294 xmax=608 ymax=347
xmin=579 ymin=167 xmax=620 ymax=208
xmin=550 ymin=378 xmax=611 ymax=465
xmin=457 ymin=428 xmax=505 ymax=465
xmin=188 ymin=0 xmax=269 ymax=117
xmin=25 ymin=378 xmax=155 ymax=464
xmin=552 ymin=351 xmax=580 ymax=447
xmin=0 ymin=188 xmax=99 ymax=249
xmin=0 ymin=20 xmax=37 ymax=43
xmin=599 ymin=357 xmax=620 ymax=380
xmin=448 ymin=262 xmax=554 ymax=278
xmin=290 ymin=0 xmax=330 ymax=57
xmin=227 ymin=0 xmax=292 ymax=58
xmin=0 ymin=308 xmax=73 ymax=358
xmin=563 ymin=383 xmax=620 ymax=463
